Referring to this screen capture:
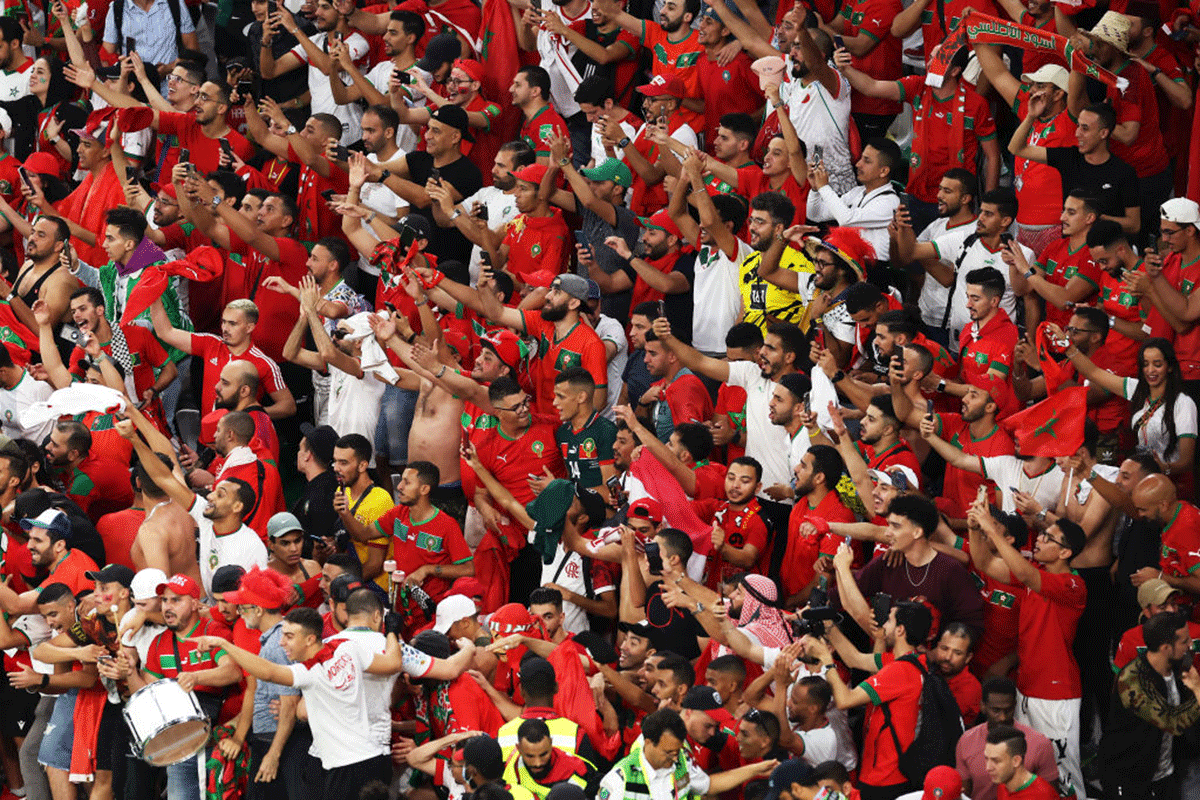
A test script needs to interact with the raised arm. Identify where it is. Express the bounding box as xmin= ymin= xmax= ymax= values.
xmin=1057 ymin=324 xmax=1126 ymax=396
xmin=115 ymin=416 xmax=196 ymax=511
xmin=1008 ymin=97 xmax=1050 ymax=163
xmin=650 ymin=316 xmax=730 ymax=383
xmin=918 ymin=413 xmax=984 ymax=474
